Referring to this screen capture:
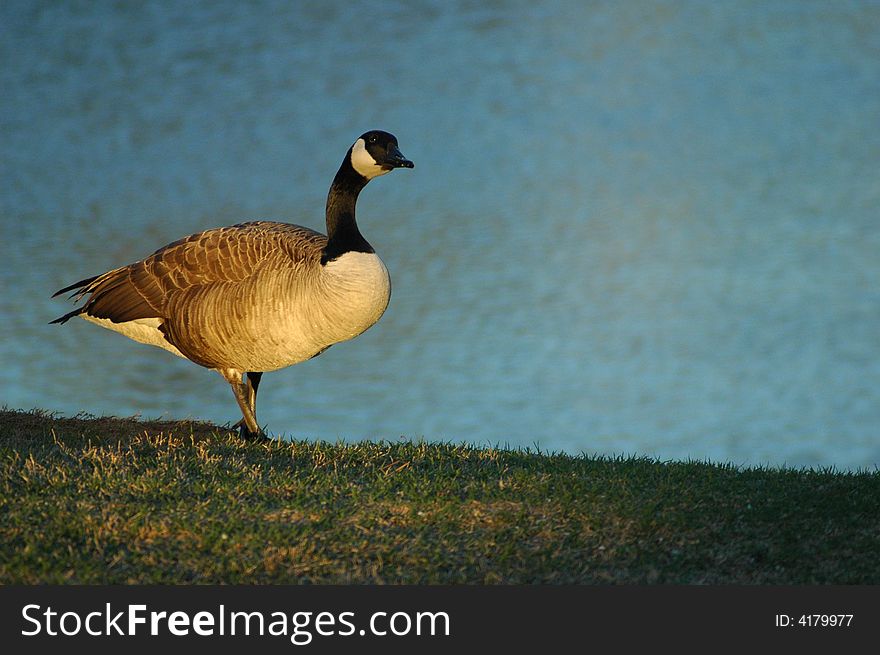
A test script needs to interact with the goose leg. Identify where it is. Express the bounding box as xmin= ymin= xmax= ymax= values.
xmin=246 ymin=372 xmax=263 ymax=416
xmin=230 ymin=372 xmax=264 ymax=438
xmin=219 ymin=368 xmax=264 ymax=439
